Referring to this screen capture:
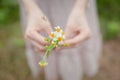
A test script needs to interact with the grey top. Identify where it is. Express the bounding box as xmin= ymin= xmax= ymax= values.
xmin=19 ymin=0 xmax=102 ymax=79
